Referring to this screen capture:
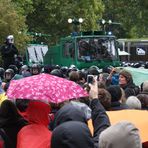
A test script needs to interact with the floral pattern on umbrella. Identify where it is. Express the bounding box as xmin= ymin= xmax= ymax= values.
xmin=7 ymin=73 xmax=88 ymax=103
